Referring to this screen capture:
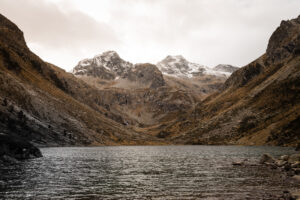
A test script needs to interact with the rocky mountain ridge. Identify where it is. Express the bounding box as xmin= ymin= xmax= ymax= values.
xmin=74 ymin=52 xmax=238 ymax=80
xmin=0 ymin=12 xmax=298 ymax=152
xmin=73 ymin=51 xmax=133 ymax=80
xmin=0 ymin=13 xmax=164 ymax=149
xmin=71 ymin=51 xmax=229 ymax=128
xmin=157 ymin=55 xmax=238 ymax=78
xmin=161 ymin=15 xmax=300 ymax=147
